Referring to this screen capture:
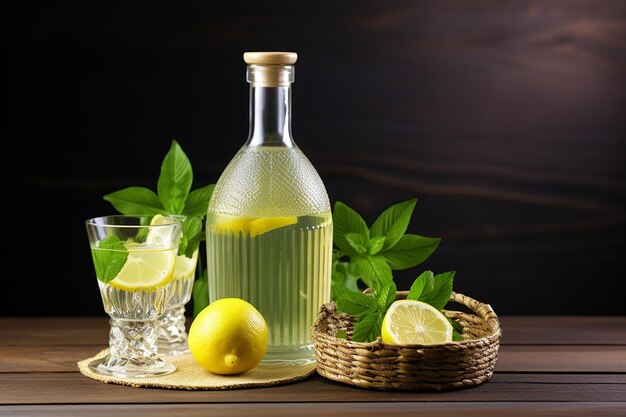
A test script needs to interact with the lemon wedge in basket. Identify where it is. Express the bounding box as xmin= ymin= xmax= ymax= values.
xmin=381 ymin=300 xmax=453 ymax=345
